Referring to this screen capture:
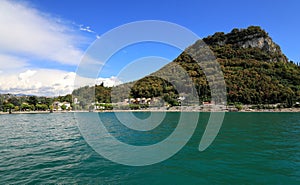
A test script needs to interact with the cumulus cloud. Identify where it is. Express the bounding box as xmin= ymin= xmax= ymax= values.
xmin=0 ymin=69 xmax=122 ymax=96
xmin=0 ymin=0 xmax=86 ymax=66
xmin=18 ymin=70 xmax=36 ymax=80
xmin=0 ymin=69 xmax=74 ymax=96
